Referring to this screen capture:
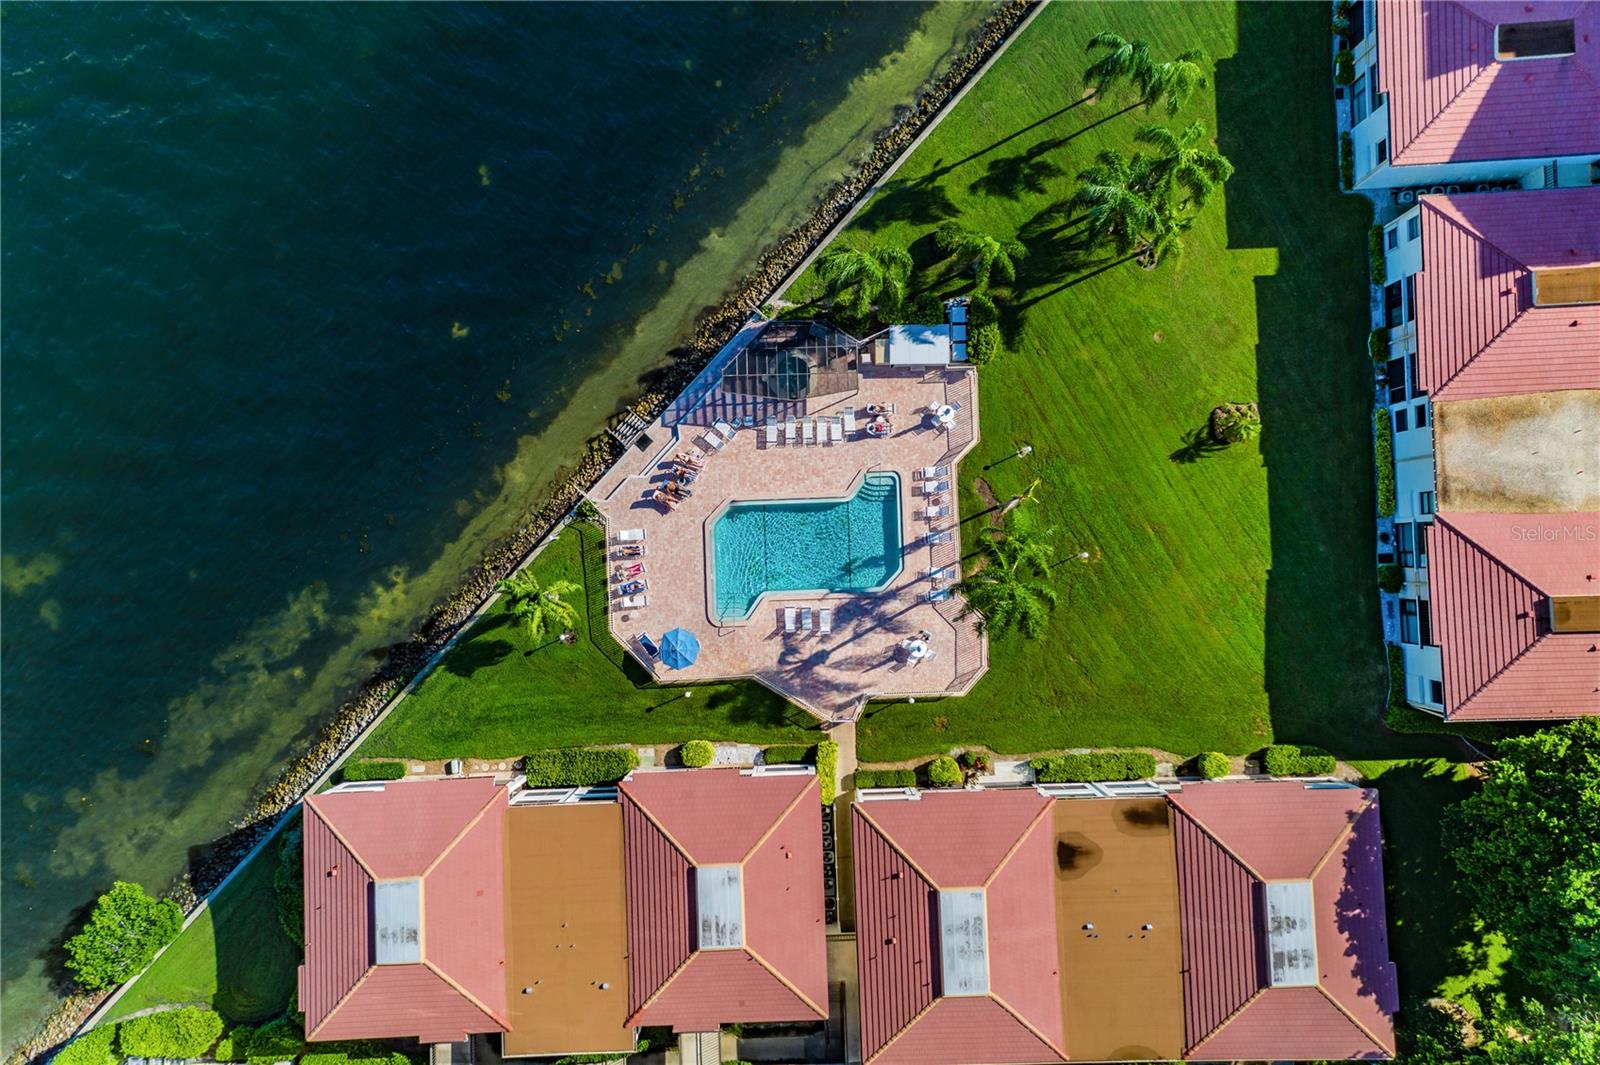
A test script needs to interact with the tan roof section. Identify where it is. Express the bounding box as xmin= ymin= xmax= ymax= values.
xmin=502 ymin=803 xmax=633 ymax=1058
xmin=1052 ymin=798 xmax=1185 ymax=1062
xmin=1434 ymin=390 xmax=1600 ymax=514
